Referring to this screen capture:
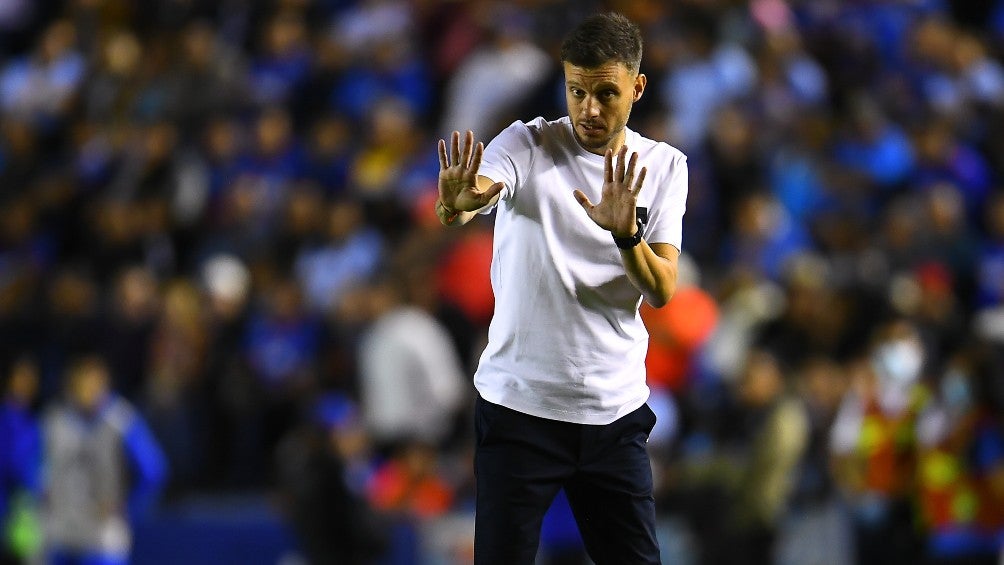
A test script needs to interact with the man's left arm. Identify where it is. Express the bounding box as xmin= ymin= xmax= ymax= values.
xmin=620 ymin=242 xmax=678 ymax=308
xmin=122 ymin=414 xmax=168 ymax=519
xmin=573 ymin=145 xmax=682 ymax=308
